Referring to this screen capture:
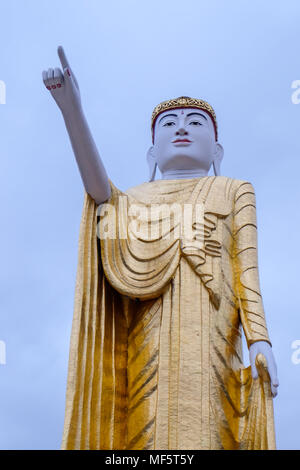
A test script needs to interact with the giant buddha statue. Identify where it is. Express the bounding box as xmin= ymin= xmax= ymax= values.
xmin=42 ymin=46 xmax=279 ymax=450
